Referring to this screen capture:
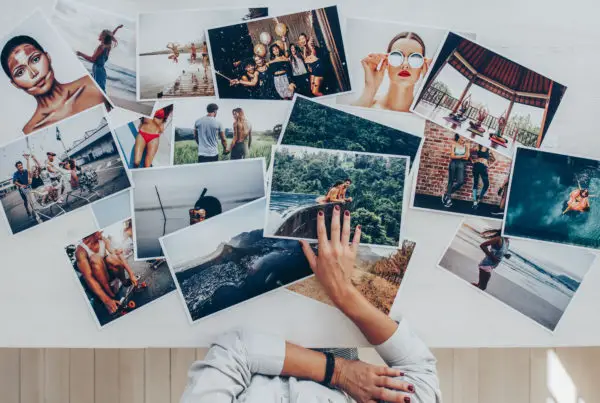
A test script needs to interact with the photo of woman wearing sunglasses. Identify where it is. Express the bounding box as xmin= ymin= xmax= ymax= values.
xmin=351 ymin=31 xmax=431 ymax=112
